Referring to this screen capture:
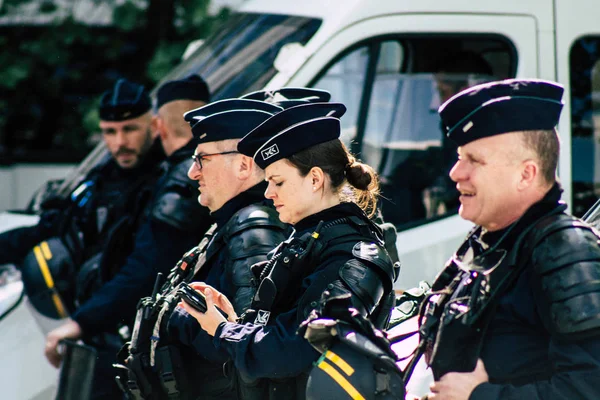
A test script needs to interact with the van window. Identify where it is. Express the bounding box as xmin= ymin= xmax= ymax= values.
xmin=312 ymin=45 xmax=370 ymax=148
xmin=158 ymin=13 xmax=321 ymax=101
xmin=310 ymin=35 xmax=515 ymax=230
xmin=570 ymin=36 xmax=600 ymax=217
